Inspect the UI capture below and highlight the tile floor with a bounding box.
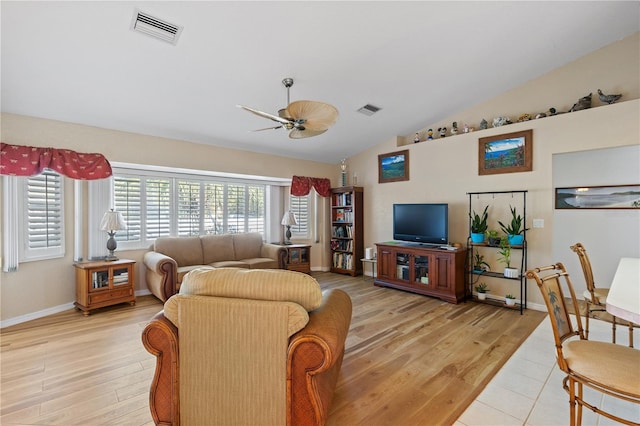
[455,315,639,426]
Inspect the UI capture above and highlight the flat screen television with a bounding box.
[393,203,449,245]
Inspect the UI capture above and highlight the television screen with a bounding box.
[393,203,448,245]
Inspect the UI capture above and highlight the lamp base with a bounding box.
[105,254,119,262]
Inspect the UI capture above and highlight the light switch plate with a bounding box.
[533,219,544,228]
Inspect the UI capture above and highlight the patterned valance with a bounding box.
[0,143,112,180]
[290,176,331,197]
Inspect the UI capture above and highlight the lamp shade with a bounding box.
[281,211,298,226]
[100,209,127,231]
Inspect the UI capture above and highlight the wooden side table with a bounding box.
[281,244,311,274]
[74,259,136,315]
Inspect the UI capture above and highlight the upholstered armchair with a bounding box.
[141,268,352,426]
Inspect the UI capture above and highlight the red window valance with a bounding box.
[290,175,331,197]
[0,143,112,180]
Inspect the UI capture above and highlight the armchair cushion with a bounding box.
[180,267,323,311]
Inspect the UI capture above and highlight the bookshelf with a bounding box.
[330,186,363,276]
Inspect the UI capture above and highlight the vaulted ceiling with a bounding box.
[2,1,638,164]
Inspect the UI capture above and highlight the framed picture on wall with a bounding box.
[378,150,409,183]
[555,184,640,209]
[478,129,533,175]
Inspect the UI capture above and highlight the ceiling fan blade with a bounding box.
[251,125,283,132]
[289,128,327,139]
[285,100,339,132]
[237,105,291,125]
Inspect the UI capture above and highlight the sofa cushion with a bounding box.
[180,268,322,311]
[177,265,215,284]
[232,232,263,261]
[201,234,235,264]
[244,258,279,269]
[154,236,203,267]
[209,261,250,269]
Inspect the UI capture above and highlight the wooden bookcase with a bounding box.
[374,242,466,304]
[330,186,364,276]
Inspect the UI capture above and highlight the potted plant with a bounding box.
[498,205,527,246]
[486,229,501,247]
[475,282,489,300]
[470,206,489,243]
[505,293,516,307]
[472,250,490,273]
[497,237,519,278]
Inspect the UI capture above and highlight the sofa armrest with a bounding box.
[262,243,288,269]
[141,311,180,426]
[144,251,178,302]
[287,289,352,426]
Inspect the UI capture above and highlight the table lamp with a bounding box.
[100,209,127,261]
[281,211,298,245]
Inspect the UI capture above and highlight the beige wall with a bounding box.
[1,32,638,324]
[0,117,336,323]
[348,32,640,309]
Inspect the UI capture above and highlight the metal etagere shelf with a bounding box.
[466,190,528,314]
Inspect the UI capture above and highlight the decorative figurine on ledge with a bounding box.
[517,113,531,122]
[568,93,592,112]
[479,119,488,130]
[597,89,622,105]
[492,116,511,127]
[414,133,420,143]
[450,122,458,135]
[427,128,434,140]
[438,127,447,138]
[463,123,471,133]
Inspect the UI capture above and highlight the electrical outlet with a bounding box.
[533,219,544,228]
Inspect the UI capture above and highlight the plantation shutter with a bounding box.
[23,170,64,259]
[177,180,201,236]
[290,195,309,237]
[247,185,265,234]
[114,176,142,243]
[146,178,171,239]
[226,185,246,233]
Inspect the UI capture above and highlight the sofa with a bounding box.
[141,268,352,426]
[143,232,287,301]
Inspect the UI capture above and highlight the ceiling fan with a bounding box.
[237,78,338,139]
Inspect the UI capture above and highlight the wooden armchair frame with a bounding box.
[571,242,634,347]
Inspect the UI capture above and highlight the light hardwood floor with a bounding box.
[1,272,545,425]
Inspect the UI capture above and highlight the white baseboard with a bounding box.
[1,289,155,328]
[1,302,75,329]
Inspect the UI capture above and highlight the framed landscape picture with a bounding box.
[478,129,532,175]
[378,150,409,183]
[555,184,640,209]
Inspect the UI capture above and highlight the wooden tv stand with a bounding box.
[374,242,466,304]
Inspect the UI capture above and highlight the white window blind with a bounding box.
[177,180,201,236]
[290,194,309,238]
[21,170,65,261]
[109,173,267,246]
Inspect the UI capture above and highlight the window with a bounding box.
[21,170,65,261]
[111,172,266,246]
[289,194,309,238]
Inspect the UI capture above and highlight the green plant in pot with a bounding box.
[472,250,491,272]
[486,229,501,247]
[497,237,519,278]
[470,206,488,243]
[505,293,516,306]
[475,282,489,300]
[498,205,528,246]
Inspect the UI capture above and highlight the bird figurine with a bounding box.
[568,93,592,112]
[597,89,622,105]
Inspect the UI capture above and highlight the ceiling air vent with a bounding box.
[357,104,382,116]
[130,9,183,45]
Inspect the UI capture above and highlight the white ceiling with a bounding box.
[2,1,638,164]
